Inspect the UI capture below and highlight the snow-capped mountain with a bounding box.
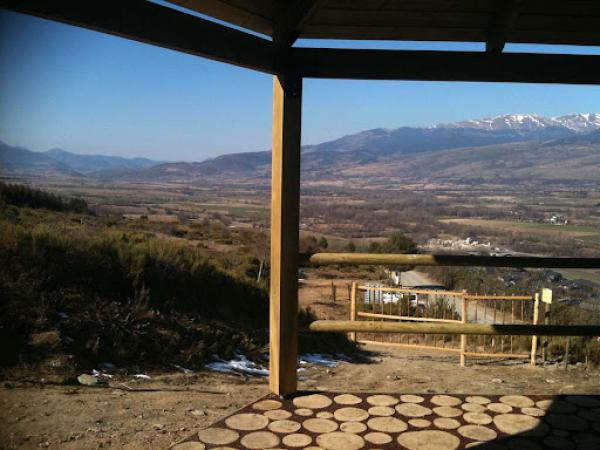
[438,113,600,133]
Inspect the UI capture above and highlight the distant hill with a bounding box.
[0,141,81,177]
[2,113,599,185]
[126,113,599,180]
[43,148,157,174]
[337,129,600,185]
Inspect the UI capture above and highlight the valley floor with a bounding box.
[1,344,599,450]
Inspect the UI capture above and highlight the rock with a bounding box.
[77,374,103,386]
[491,378,503,383]
[190,409,206,417]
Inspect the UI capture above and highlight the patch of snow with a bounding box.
[205,354,269,376]
[92,369,113,379]
[172,364,193,374]
[133,374,151,380]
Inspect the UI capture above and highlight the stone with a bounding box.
[464,412,493,425]
[396,403,432,418]
[487,402,513,413]
[282,433,312,447]
[77,374,102,386]
[543,435,575,449]
[240,431,280,449]
[433,406,462,418]
[367,416,408,433]
[458,425,498,441]
[466,396,491,405]
[253,399,282,411]
[295,408,314,416]
[544,414,588,431]
[368,406,395,416]
[522,407,546,417]
[225,413,269,431]
[364,432,392,445]
[197,427,238,445]
[264,409,292,420]
[431,395,462,406]
[493,413,549,437]
[408,418,431,428]
[303,418,338,433]
[316,432,364,450]
[171,443,205,450]
[499,395,535,408]
[462,403,486,412]
[433,417,460,429]
[340,421,367,433]
[400,395,424,403]
[366,395,399,406]
[397,430,460,450]
[293,394,332,409]
[333,407,369,422]
[268,419,301,433]
[334,394,362,405]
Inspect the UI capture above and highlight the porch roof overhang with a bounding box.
[2,0,600,84]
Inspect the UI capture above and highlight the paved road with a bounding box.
[401,271,516,324]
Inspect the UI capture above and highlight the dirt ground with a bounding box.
[1,344,599,450]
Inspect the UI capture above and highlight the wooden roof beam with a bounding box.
[486,0,523,53]
[0,0,277,74]
[272,0,322,48]
[290,48,600,85]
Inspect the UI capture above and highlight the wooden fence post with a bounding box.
[350,282,357,342]
[531,293,540,366]
[460,292,467,367]
[269,72,302,396]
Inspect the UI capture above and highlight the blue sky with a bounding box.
[1,9,599,162]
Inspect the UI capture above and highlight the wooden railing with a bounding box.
[307,252,600,366]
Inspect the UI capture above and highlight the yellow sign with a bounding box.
[541,288,553,304]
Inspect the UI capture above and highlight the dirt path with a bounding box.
[2,344,599,450]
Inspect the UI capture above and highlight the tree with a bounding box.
[384,232,417,254]
[345,241,356,253]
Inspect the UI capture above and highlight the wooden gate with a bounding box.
[349,283,539,367]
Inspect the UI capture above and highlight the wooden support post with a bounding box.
[460,294,467,367]
[350,282,357,342]
[531,293,540,366]
[269,72,302,396]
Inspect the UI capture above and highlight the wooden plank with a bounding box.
[349,281,357,342]
[2,0,276,74]
[290,49,600,85]
[308,320,600,336]
[273,0,322,48]
[269,73,302,396]
[357,312,462,323]
[460,297,467,367]
[486,0,523,53]
[358,340,462,354]
[531,293,540,366]
[168,0,274,36]
[310,252,600,268]
[465,351,529,359]
[465,295,533,301]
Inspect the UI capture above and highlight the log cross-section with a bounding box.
[269,73,303,396]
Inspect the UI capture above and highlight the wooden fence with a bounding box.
[348,283,540,367]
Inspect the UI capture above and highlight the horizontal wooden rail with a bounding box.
[308,320,600,336]
[357,312,462,323]
[309,253,600,269]
[465,295,533,301]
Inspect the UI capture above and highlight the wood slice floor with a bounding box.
[169,392,600,449]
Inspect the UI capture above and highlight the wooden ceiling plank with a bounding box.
[1,0,277,74]
[168,0,274,35]
[273,0,323,47]
[486,0,523,53]
[290,48,600,84]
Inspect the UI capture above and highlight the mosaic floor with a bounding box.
[170,392,600,449]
